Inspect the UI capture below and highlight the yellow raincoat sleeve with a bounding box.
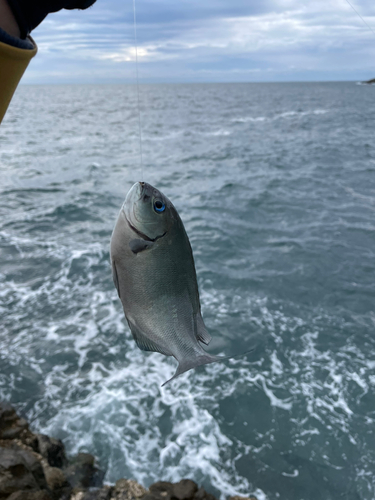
[0,36,37,124]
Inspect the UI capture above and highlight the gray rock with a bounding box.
[16,449,47,491]
[36,435,67,469]
[0,447,44,497]
[7,491,52,500]
[173,480,198,500]
[0,404,29,441]
[43,466,69,491]
[145,481,174,500]
[146,480,198,500]
[0,403,17,428]
[81,485,114,500]
[228,496,258,500]
[112,479,147,500]
[194,487,217,500]
[64,453,102,489]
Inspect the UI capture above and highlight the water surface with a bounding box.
[1,82,374,500]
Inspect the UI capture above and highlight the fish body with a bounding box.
[110,181,221,385]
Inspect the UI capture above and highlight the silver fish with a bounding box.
[110,181,226,386]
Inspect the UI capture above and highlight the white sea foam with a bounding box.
[231,116,267,123]
[281,469,299,477]
[232,109,329,124]
[205,130,231,136]
[270,351,283,376]
[259,376,293,411]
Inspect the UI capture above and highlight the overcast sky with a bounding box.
[24,0,375,84]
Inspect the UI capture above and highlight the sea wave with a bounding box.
[232,109,329,123]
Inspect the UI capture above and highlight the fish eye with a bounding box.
[154,200,165,213]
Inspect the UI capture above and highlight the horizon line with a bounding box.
[19,79,371,86]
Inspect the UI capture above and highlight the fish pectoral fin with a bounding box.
[129,239,154,254]
[196,314,212,345]
[111,260,121,299]
[127,318,172,356]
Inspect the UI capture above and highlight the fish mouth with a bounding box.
[124,181,167,242]
[126,216,166,242]
[138,181,152,202]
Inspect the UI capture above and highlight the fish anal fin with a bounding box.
[195,314,212,345]
[127,318,172,357]
[111,260,121,299]
[129,239,154,254]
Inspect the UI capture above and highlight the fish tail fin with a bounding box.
[161,353,221,387]
[161,347,256,387]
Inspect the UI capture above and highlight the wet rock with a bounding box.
[0,420,28,441]
[43,466,69,491]
[16,450,47,491]
[146,480,199,500]
[112,479,147,500]
[64,453,102,489]
[80,485,114,500]
[37,435,67,469]
[145,481,174,500]
[0,446,46,498]
[173,480,198,500]
[0,404,19,430]
[193,487,216,500]
[7,491,52,500]
[0,404,29,441]
[228,496,258,500]
[23,435,39,453]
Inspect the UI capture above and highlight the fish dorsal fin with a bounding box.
[126,318,172,356]
[129,239,154,254]
[111,260,121,299]
[195,314,212,345]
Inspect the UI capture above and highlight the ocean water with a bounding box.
[0,82,374,500]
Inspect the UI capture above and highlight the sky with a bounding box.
[23,0,375,84]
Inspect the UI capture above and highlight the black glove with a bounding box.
[7,0,97,38]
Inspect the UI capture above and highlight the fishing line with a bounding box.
[344,0,375,37]
[133,0,144,180]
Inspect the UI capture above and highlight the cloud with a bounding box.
[23,0,375,83]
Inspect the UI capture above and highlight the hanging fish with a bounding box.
[110,181,227,386]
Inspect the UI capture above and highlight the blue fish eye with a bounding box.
[154,200,165,213]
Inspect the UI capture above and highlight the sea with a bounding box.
[0,82,374,500]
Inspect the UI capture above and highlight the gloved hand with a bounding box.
[7,0,97,38]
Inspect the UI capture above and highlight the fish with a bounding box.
[110,181,227,386]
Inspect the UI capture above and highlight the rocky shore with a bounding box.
[0,403,256,500]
